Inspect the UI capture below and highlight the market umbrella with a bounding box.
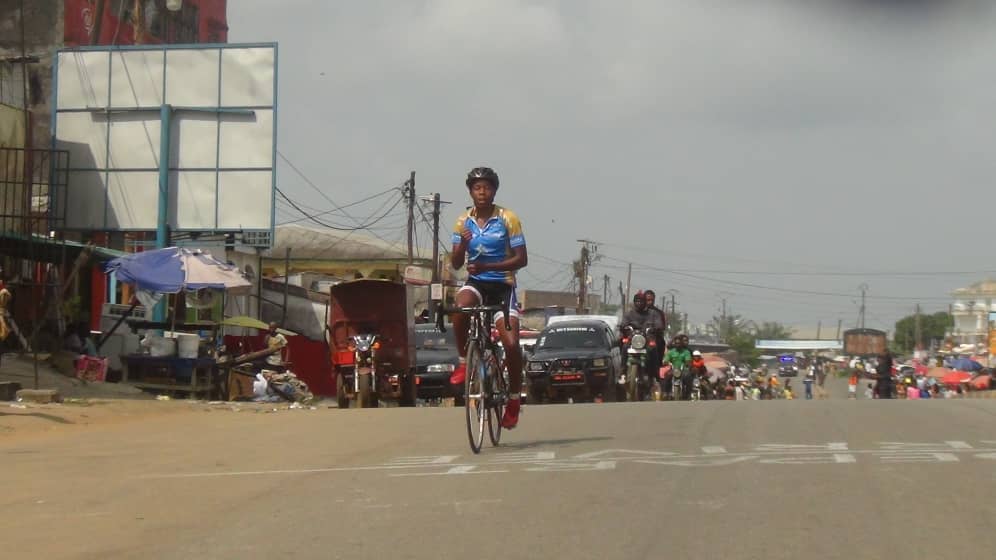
[221,315,297,336]
[970,374,992,391]
[950,357,983,372]
[105,247,251,295]
[941,371,972,386]
[926,367,951,379]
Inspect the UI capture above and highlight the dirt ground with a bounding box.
[0,352,337,440]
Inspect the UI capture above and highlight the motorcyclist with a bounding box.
[620,291,665,390]
[663,334,693,400]
[690,350,708,399]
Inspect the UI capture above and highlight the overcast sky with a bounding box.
[229,0,996,333]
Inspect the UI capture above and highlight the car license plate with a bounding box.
[552,372,584,382]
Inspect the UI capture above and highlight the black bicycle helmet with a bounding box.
[466,167,499,189]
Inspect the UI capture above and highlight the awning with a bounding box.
[0,231,125,263]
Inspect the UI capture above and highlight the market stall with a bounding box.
[104,247,251,397]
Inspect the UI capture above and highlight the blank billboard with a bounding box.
[52,44,277,245]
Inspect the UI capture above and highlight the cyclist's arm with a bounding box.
[470,245,527,273]
[450,218,471,270]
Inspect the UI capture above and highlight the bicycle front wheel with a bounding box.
[465,342,486,454]
[485,348,506,446]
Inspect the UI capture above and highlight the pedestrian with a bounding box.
[262,321,289,372]
[864,383,874,400]
[803,370,815,400]
[875,349,894,399]
[848,371,859,399]
[734,382,745,401]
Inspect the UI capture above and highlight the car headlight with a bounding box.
[631,334,647,350]
[527,361,547,372]
[592,358,607,368]
[426,364,455,373]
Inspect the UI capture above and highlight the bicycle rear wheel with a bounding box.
[485,348,506,446]
[465,342,486,454]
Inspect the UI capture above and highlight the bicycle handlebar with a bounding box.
[435,303,512,333]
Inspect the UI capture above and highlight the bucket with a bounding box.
[146,335,176,357]
[172,332,200,359]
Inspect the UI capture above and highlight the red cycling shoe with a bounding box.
[501,398,521,429]
[450,363,466,385]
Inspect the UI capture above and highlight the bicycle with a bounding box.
[438,304,511,454]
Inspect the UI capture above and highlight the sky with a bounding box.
[228,0,996,334]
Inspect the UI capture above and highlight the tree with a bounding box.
[893,311,953,353]
[754,321,793,340]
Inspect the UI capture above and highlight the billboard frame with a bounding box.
[50,42,279,248]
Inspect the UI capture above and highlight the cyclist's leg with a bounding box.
[452,285,482,357]
[450,285,482,386]
[493,286,522,428]
[496,312,522,396]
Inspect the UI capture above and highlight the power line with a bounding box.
[596,240,996,277]
[276,187,400,226]
[276,187,404,232]
[599,256,952,302]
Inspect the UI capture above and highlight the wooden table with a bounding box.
[121,355,218,397]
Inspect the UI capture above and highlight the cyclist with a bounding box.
[449,167,528,429]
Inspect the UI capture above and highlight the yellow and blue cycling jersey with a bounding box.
[452,206,526,286]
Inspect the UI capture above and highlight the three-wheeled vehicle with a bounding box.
[328,279,417,408]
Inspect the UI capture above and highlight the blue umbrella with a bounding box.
[105,247,251,294]
[950,357,983,372]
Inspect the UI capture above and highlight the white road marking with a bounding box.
[386,455,459,466]
[136,441,996,479]
[634,456,759,467]
[572,449,678,460]
[525,461,616,472]
[389,465,508,477]
[759,453,857,465]
[754,442,849,452]
[878,452,959,463]
[488,451,555,463]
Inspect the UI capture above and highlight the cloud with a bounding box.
[228,0,996,326]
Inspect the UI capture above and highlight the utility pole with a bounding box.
[602,275,610,306]
[624,263,632,315]
[836,319,842,340]
[720,296,728,341]
[281,248,291,326]
[405,171,416,265]
[816,321,822,340]
[914,303,922,351]
[575,239,598,313]
[422,192,450,321]
[858,283,868,330]
[618,281,626,316]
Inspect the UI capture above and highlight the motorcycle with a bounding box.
[619,326,660,402]
[350,333,380,407]
[672,365,687,401]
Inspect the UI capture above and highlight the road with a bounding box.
[4,377,996,559]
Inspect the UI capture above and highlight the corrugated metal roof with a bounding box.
[263,224,429,262]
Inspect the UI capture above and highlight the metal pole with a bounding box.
[624,263,632,315]
[431,193,441,283]
[153,104,172,323]
[406,171,415,265]
[281,247,291,326]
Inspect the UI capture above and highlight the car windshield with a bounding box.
[537,327,602,350]
[415,330,454,350]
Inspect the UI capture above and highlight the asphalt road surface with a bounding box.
[4,377,996,559]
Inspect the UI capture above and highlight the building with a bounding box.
[519,289,601,313]
[2,1,228,150]
[1,1,228,335]
[949,279,996,348]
